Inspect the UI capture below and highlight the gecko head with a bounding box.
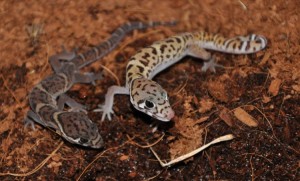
[129,78,175,122]
[56,112,103,149]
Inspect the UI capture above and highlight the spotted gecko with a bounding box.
[97,32,267,122]
[25,21,176,148]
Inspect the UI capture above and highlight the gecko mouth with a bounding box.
[147,109,175,122]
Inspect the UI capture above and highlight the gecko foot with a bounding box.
[68,106,88,114]
[84,72,103,86]
[24,117,36,130]
[94,104,114,121]
[201,57,224,73]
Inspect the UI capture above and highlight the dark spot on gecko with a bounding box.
[166,55,170,58]
[127,64,133,71]
[174,37,181,43]
[238,42,243,50]
[132,90,139,97]
[160,55,164,60]
[151,47,157,55]
[160,44,168,54]
[177,46,182,52]
[127,77,133,84]
[142,52,150,59]
[136,49,143,54]
[166,39,175,43]
[170,44,175,51]
[225,39,234,48]
[137,100,144,105]
[232,43,236,50]
[255,38,262,43]
[141,83,147,91]
[136,65,145,73]
[127,72,132,78]
[136,83,142,88]
[245,41,251,51]
[139,59,149,67]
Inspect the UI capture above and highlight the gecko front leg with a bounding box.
[57,94,87,113]
[94,85,129,121]
[24,110,59,130]
[56,70,103,112]
[74,72,103,86]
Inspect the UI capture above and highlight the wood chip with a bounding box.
[268,78,282,96]
[258,51,271,66]
[262,94,271,103]
[292,84,300,92]
[233,107,258,127]
[198,98,214,113]
[219,107,234,127]
[119,155,129,161]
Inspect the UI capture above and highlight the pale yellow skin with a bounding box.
[98,32,267,122]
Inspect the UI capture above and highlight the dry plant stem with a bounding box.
[78,134,165,180]
[1,74,21,105]
[100,64,121,86]
[76,139,131,181]
[238,0,247,10]
[150,134,235,167]
[145,170,164,181]
[126,133,165,148]
[243,105,275,137]
[0,141,64,177]
[250,155,255,181]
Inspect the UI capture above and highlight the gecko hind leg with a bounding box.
[187,45,223,72]
[24,110,59,132]
[24,110,48,130]
[201,56,224,73]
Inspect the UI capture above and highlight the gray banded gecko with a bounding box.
[96,32,267,122]
[25,21,177,148]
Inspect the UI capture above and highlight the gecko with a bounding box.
[96,32,267,122]
[25,21,177,148]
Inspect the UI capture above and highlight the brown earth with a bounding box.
[0,0,299,180]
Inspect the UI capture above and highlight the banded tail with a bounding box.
[193,32,267,54]
[73,21,177,69]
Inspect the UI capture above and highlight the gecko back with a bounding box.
[122,31,267,122]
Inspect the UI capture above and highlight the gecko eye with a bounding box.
[144,100,155,109]
[79,138,88,144]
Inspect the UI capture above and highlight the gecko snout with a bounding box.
[167,109,175,120]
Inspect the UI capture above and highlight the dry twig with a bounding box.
[150,134,234,167]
